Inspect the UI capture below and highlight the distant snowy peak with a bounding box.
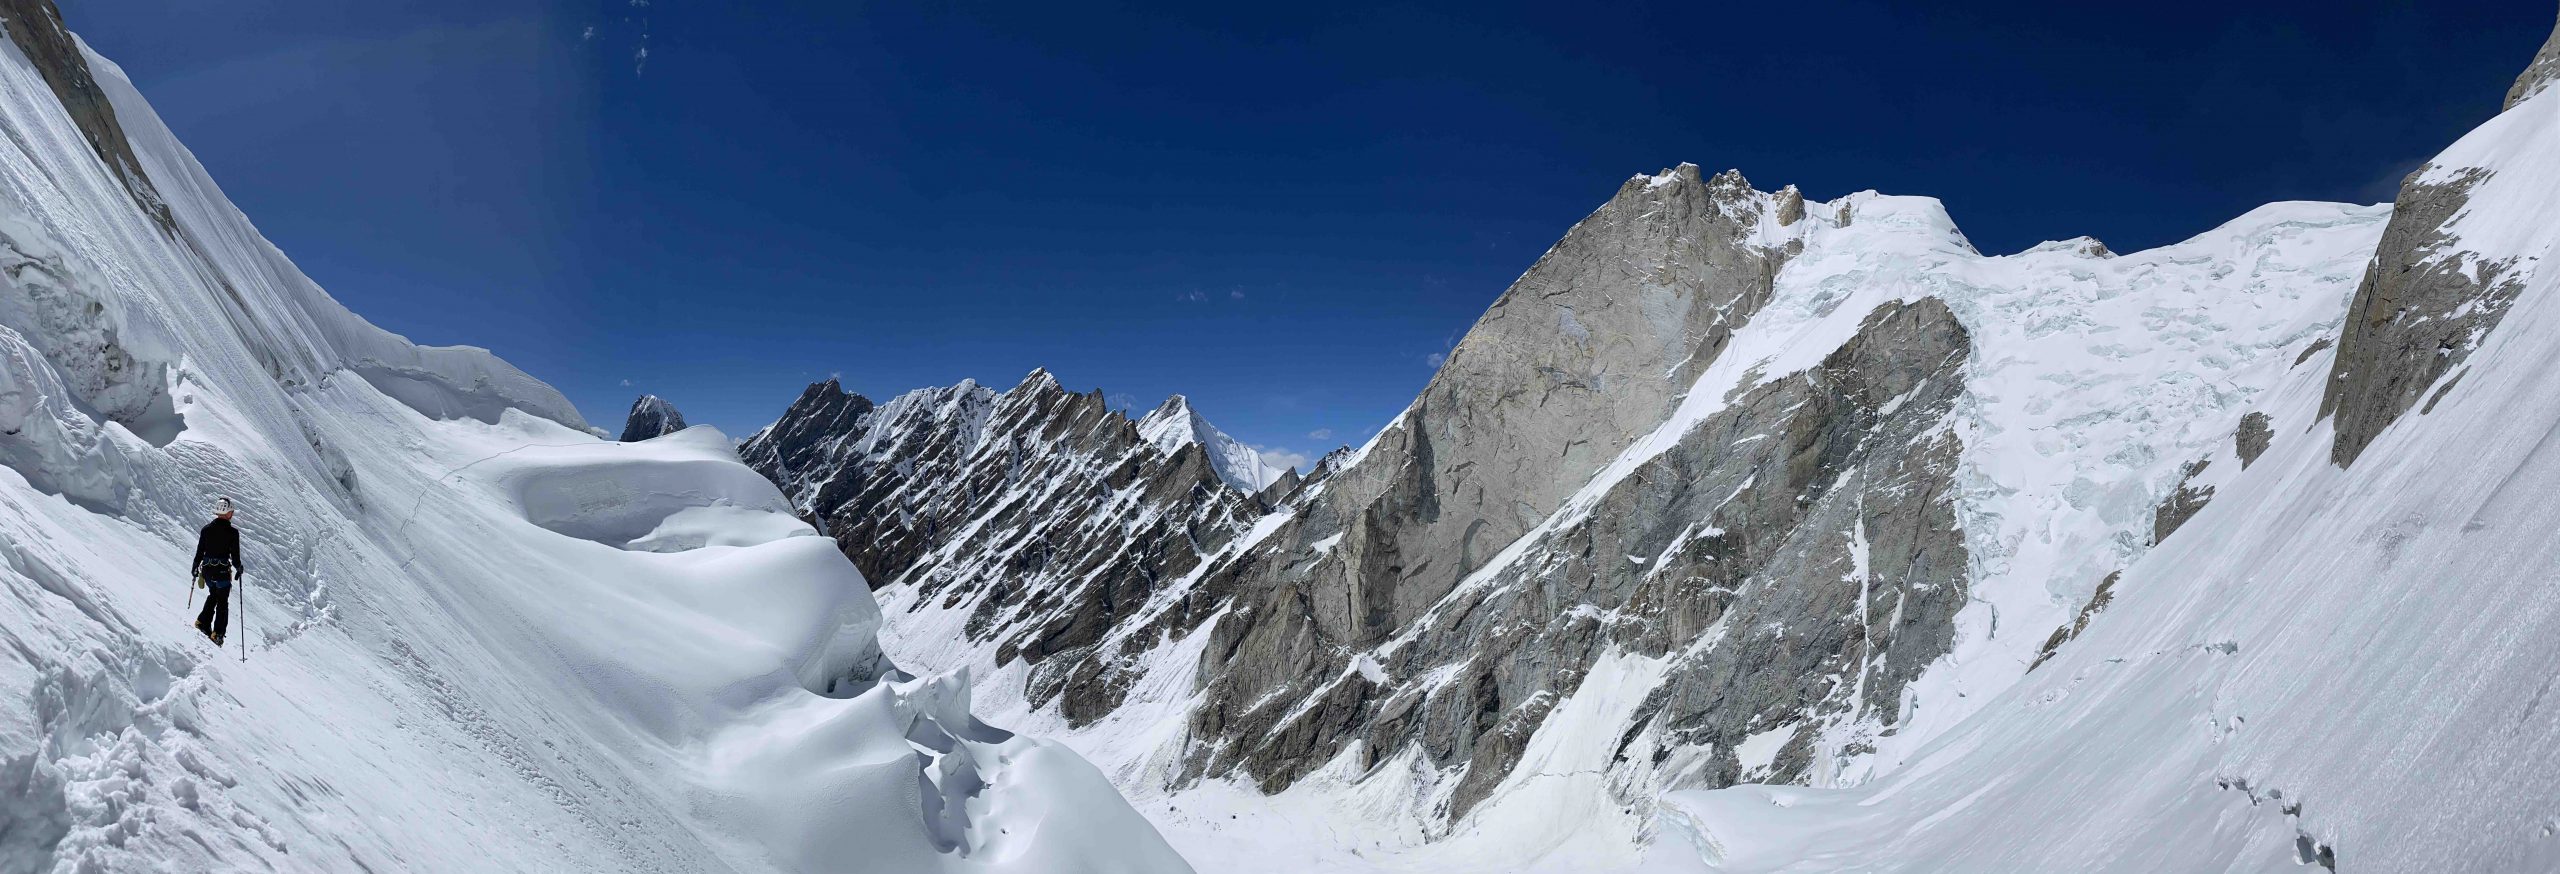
[618,394,687,441]
[1135,394,1280,491]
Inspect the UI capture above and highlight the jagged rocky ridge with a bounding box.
[617,394,686,441]
[740,376,1296,723]
[756,145,2392,863]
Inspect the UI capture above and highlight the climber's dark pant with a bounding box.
[197,581,231,638]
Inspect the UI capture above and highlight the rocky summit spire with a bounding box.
[618,394,687,442]
[2506,8,2560,110]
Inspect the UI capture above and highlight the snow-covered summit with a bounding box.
[1135,394,1282,491]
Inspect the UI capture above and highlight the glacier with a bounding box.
[1663,45,2560,874]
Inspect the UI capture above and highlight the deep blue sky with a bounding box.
[71,1,2552,469]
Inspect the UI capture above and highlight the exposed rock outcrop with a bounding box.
[2235,412,2273,468]
[617,395,687,442]
[0,0,173,233]
[1226,165,1805,655]
[737,378,877,492]
[2153,459,2215,545]
[2030,571,2120,671]
[2507,12,2560,110]
[1180,297,1972,818]
[2318,163,2523,467]
[2318,24,2560,469]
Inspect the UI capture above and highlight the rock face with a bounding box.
[2235,412,2274,468]
[2507,12,2560,110]
[2029,571,2119,671]
[736,378,876,490]
[2152,460,2215,545]
[2319,167,2521,466]
[1181,297,1973,819]
[0,0,172,232]
[2318,63,2555,468]
[617,394,687,441]
[1235,164,1807,656]
[739,371,1268,723]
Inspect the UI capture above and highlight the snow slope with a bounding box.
[1801,197,2387,779]
[0,10,1185,874]
[1662,65,2560,874]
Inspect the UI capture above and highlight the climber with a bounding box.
[192,497,245,645]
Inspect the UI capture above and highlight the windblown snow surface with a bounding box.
[869,74,2560,874]
[0,22,1186,874]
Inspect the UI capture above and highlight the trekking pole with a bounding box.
[186,572,197,611]
[239,575,248,662]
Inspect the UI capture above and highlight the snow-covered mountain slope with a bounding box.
[0,4,1187,872]
[792,162,2388,868]
[1136,395,1284,492]
[1667,56,2560,872]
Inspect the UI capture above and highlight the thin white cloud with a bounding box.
[1255,445,1313,474]
[1424,352,1446,368]
[1229,289,1246,300]
[1307,428,1332,441]
[619,378,633,387]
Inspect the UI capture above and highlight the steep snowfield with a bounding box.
[0,16,1185,874]
[1814,197,2387,778]
[1662,75,2560,874]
